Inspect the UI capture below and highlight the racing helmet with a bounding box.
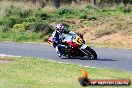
[56,23,64,33]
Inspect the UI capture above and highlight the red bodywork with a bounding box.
[66,41,80,48]
[66,33,84,48]
[48,37,52,45]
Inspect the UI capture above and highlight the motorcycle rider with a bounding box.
[52,23,69,57]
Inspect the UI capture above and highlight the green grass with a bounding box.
[88,42,132,49]
[0,31,42,42]
[0,56,132,88]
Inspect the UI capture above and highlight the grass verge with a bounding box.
[88,42,132,49]
[0,56,132,88]
[0,31,42,42]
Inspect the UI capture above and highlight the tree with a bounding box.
[53,0,61,9]
[31,0,37,4]
[123,0,130,7]
[114,0,122,4]
[93,0,97,5]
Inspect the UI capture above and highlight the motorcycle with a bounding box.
[48,31,97,60]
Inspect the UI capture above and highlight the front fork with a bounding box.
[55,46,59,53]
[80,45,92,58]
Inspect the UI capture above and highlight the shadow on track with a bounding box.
[61,57,117,61]
[96,58,117,61]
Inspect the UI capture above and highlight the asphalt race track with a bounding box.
[0,42,132,71]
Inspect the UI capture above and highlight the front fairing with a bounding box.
[62,32,77,42]
[63,32,84,46]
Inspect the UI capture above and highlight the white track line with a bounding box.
[0,54,21,57]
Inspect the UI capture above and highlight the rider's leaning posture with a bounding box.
[52,23,69,57]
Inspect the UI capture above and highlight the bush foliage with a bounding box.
[35,10,50,20]
[12,22,30,32]
[29,21,54,33]
[0,0,131,42]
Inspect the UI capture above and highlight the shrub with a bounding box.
[0,15,23,32]
[20,10,33,18]
[83,4,97,14]
[0,25,7,32]
[5,5,21,17]
[1,26,10,32]
[35,10,50,20]
[1,6,32,32]
[58,8,74,15]
[115,5,125,12]
[29,21,54,34]
[24,16,36,22]
[98,8,117,16]
[12,22,30,32]
[79,14,87,19]
[5,5,32,18]
[0,18,8,25]
[85,4,96,10]
[7,16,23,28]
[0,20,3,25]
[87,16,97,20]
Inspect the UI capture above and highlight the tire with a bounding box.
[85,47,97,60]
[79,77,90,86]
[68,55,71,59]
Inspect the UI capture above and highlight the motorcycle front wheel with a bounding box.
[85,47,97,60]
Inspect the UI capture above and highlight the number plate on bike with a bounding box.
[75,36,83,45]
